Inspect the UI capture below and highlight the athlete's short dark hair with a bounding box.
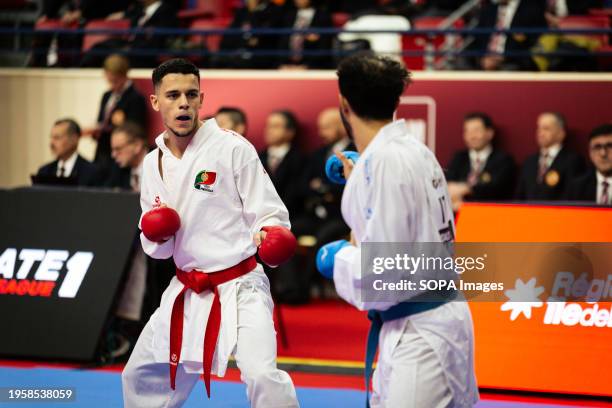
[152,58,200,89]
[337,52,411,121]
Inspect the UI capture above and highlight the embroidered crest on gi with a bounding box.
[194,170,217,192]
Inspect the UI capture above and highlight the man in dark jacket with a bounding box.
[464,0,547,71]
[80,0,178,68]
[446,112,516,210]
[566,123,612,205]
[91,54,147,179]
[34,118,100,186]
[516,112,584,201]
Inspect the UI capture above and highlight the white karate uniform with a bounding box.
[122,119,299,408]
[333,120,479,408]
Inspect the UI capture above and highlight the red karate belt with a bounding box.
[170,255,257,397]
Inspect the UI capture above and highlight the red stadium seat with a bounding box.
[557,15,610,48]
[34,18,77,30]
[178,0,238,22]
[82,19,130,53]
[189,17,231,53]
[401,17,464,70]
[332,12,350,28]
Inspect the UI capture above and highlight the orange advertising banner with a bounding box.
[456,203,612,397]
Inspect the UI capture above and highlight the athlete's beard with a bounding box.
[339,108,354,141]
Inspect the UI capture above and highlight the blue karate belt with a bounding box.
[364,290,457,407]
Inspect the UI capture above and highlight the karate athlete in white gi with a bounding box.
[321,54,479,407]
[122,59,299,408]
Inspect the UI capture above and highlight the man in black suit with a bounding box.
[80,0,178,68]
[516,112,584,201]
[463,0,547,71]
[35,118,100,186]
[91,54,147,179]
[446,112,516,210]
[258,110,305,218]
[275,107,353,303]
[218,0,283,69]
[258,110,306,302]
[566,124,612,205]
[278,0,334,69]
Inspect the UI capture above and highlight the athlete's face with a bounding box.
[151,73,203,138]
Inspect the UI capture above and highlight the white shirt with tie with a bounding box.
[267,143,290,174]
[469,145,492,173]
[540,143,562,168]
[57,151,78,177]
[596,172,612,205]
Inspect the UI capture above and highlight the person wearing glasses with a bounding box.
[107,122,148,191]
[566,124,612,205]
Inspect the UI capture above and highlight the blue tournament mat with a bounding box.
[0,367,599,408]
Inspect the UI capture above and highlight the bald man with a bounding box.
[273,108,354,304]
[516,112,584,201]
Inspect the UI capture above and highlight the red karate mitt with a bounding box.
[258,226,297,267]
[141,207,181,243]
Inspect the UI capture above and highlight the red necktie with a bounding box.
[601,181,610,205]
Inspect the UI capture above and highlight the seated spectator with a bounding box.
[532,0,604,71]
[258,110,305,301]
[87,54,147,180]
[34,118,100,186]
[275,107,354,304]
[218,0,283,69]
[28,0,130,67]
[446,112,516,210]
[106,122,148,190]
[460,0,547,71]
[258,110,304,217]
[516,112,584,201]
[80,0,178,68]
[566,124,612,204]
[278,0,334,69]
[215,106,248,135]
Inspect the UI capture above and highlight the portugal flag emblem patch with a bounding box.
[194,170,217,192]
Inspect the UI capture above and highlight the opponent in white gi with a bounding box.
[121,59,299,408]
[322,54,479,407]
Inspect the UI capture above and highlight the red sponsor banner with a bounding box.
[134,73,612,168]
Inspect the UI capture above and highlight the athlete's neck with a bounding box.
[165,121,202,159]
[353,118,393,152]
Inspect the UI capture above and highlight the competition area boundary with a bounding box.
[0,363,610,407]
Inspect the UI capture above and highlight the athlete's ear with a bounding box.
[338,94,351,116]
[150,94,159,112]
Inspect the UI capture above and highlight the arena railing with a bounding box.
[1,25,611,69]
